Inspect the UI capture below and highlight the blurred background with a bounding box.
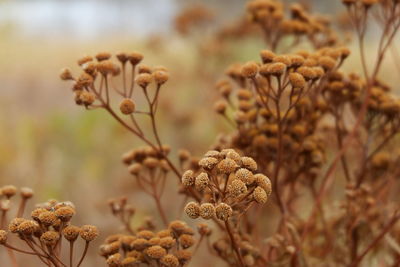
[0,0,397,266]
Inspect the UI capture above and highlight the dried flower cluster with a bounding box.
[0,185,98,267]
[100,220,199,267]
[55,0,400,266]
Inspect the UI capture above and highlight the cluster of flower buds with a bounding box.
[0,186,98,267]
[182,149,271,222]
[100,220,199,267]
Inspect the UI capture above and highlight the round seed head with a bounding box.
[159,237,176,249]
[79,91,96,106]
[0,230,7,244]
[319,56,336,71]
[137,230,155,240]
[261,63,286,76]
[296,67,316,81]
[254,174,272,196]
[80,225,99,242]
[138,64,152,74]
[54,206,75,222]
[195,172,209,191]
[146,245,166,259]
[1,185,17,198]
[169,220,188,235]
[253,186,268,204]
[121,257,138,267]
[198,157,219,171]
[153,70,169,85]
[289,72,306,88]
[106,253,121,266]
[60,68,73,80]
[77,55,93,66]
[228,179,247,198]
[143,157,159,169]
[214,100,227,114]
[38,211,58,227]
[179,234,195,249]
[260,50,276,64]
[226,151,241,164]
[31,208,47,221]
[131,238,150,251]
[63,225,80,242]
[215,203,233,221]
[96,60,116,75]
[17,220,39,236]
[273,55,291,66]
[9,218,26,233]
[128,163,142,175]
[119,98,136,115]
[175,249,192,264]
[20,187,34,199]
[241,61,259,78]
[235,168,255,185]
[41,231,60,246]
[161,254,179,267]
[199,203,216,220]
[184,202,200,219]
[181,170,195,187]
[128,52,144,65]
[136,73,153,88]
[95,52,111,61]
[240,157,257,171]
[217,159,238,174]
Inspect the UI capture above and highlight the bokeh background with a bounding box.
[0,0,398,266]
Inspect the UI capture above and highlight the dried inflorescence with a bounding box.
[54,0,400,266]
[0,186,98,267]
[100,220,197,266]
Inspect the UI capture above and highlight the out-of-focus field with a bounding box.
[0,1,399,265]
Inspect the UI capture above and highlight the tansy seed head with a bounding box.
[20,187,34,199]
[228,179,247,198]
[169,220,188,235]
[80,225,99,242]
[159,237,175,249]
[241,61,259,78]
[199,203,216,219]
[63,225,80,242]
[215,203,232,221]
[195,172,209,191]
[128,52,144,65]
[96,60,116,76]
[106,253,121,266]
[235,168,255,185]
[289,72,306,88]
[119,99,136,115]
[60,68,73,80]
[254,174,272,196]
[137,230,155,240]
[253,186,268,204]
[146,245,166,259]
[77,55,93,66]
[79,91,96,106]
[198,157,219,171]
[9,218,25,233]
[179,234,195,249]
[214,100,227,114]
[136,73,152,88]
[184,202,200,219]
[116,52,128,64]
[197,223,212,236]
[296,66,316,81]
[161,254,179,267]
[1,185,17,198]
[95,52,111,61]
[40,231,60,246]
[38,211,58,227]
[153,70,169,85]
[0,230,7,244]
[217,159,238,174]
[240,157,257,171]
[260,50,275,64]
[175,250,192,264]
[54,206,75,222]
[182,170,195,187]
[17,220,39,236]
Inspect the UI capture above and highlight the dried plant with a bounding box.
[2,0,400,266]
[0,185,98,267]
